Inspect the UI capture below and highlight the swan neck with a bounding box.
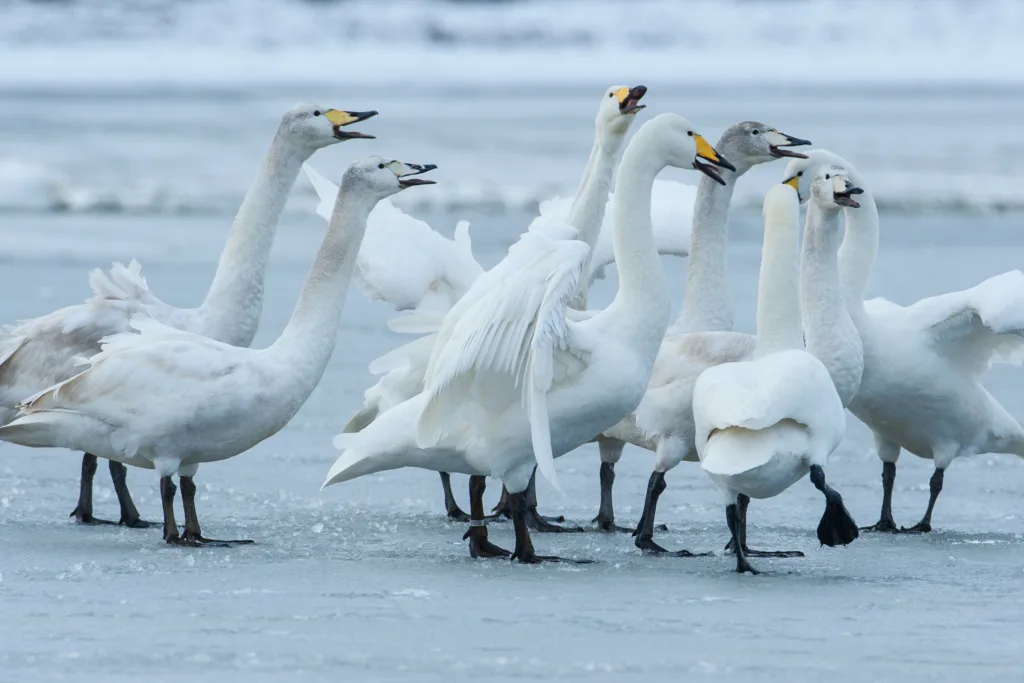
[754,201,802,358]
[838,191,879,324]
[677,162,750,333]
[200,132,308,346]
[602,131,671,347]
[567,137,619,308]
[272,184,374,376]
[801,202,864,406]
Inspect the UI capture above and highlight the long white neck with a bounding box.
[270,184,375,386]
[801,202,864,406]
[199,132,310,346]
[568,134,621,309]
[676,160,752,333]
[837,189,879,327]
[754,198,802,358]
[598,126,672,356]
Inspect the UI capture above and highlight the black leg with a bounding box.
[809,465,859,547]
[861,461,899,532]
[726,501,758,574]
[463,475,511,558]
[900,467,944,533]
[179,476,254,547]
[522,469,579,532]
[160,476,191,545]
[69,453,117,525]
[108,461,153,529]
[591,462,632,532]
[440,472,470,522]
[509,491,592,564]
[723,494,804,558]
[487,485,512,521]
[633,472,709,557]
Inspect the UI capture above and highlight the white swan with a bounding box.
[309,84,651,523]
[322,114,734,562]
[0,102,376,528]
[782,150,1024,533]
[593,121,812,540]
[0,157,436,546]
[693,173,861,574]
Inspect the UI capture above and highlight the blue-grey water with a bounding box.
[2,22,1024,682]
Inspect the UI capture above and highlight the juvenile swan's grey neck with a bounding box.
[677,159,753,334]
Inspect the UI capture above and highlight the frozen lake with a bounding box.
[2,58,1024,680]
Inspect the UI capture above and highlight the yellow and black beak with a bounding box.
[615,85,648,115]
[323,109,378,140]
[765,129,812,159]
[692,133,735,186]
[782,174,800,192]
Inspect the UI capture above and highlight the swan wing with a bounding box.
[303,163,483,313]
[417,229,591,491]
[867,270,1024,375]
[693,350,844,474]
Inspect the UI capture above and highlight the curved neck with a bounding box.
[568,135,621,308]
[801,202,864,407]
[754,205,802,358]
[601,129,671,349]
[837,190,879,326]
[200,132,310,346]
[270,184,375,384]
[677,161,751,333]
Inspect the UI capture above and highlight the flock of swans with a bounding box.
[3,86,1024,574]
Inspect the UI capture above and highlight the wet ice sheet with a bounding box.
[2,210,1024,682]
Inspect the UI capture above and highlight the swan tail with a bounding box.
[322,432,414,489]
[700,421,808,477]
[0,410,111,453]
[0,334,27,371]
[88,260,151,304]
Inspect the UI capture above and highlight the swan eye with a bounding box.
[313,110,321,117]
[378,163,385,169]
[825,174,831,180]
[608,93,614,98]
[797,171,803,177]
[752,129,760,135]
[687,131,693,137]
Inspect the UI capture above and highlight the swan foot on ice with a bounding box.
[632,472,701,555]
[490,471,577,531]
[439,472,470,522]
[70,454,153,528]
[179,476,254,547]
[726,501,759,574]
[860,461,900,532]
[722,495,803,558]
[810,466,859,547]
[897,468,944,534]
[508,492,593,564]
[463,475,511,558]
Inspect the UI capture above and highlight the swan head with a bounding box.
[718,121,811,169]
[597,84,648,140]
[280,102,378,150]
[781,150,863,203]
[808,166,864,210]
[341,155,437,200]
[635,113,736,185]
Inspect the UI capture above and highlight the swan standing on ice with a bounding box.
[783,150,1024,533]
[593,121,812,542]
[323,114,734,562]
[0,103,376,527]
[693,173,861,574]
[0,157,436,546]
[309,85,650,525]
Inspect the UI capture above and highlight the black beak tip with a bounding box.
[848,186,865,195]
[716,155,737,173]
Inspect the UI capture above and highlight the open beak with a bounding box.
[324,109,379,140]
[691,133,735,185]
[616,85,648,115]
[765,129,812,159]
[833,177,864,208]
[388,161,438,188]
